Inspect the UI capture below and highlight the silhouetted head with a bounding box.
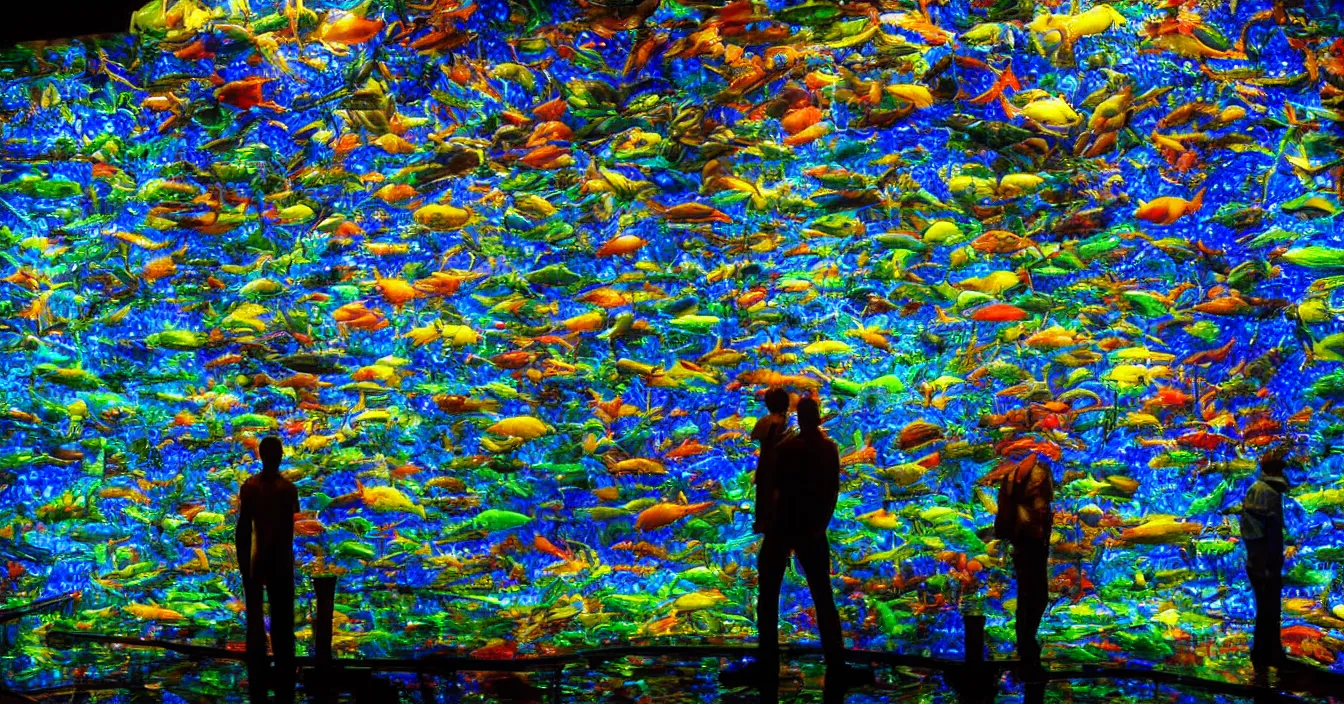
[797,396,821,432]
[1260,454,1286,477]
[259,436,283,473]
[763,387,789,414]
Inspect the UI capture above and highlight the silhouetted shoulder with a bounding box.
[778,434,836,452]
[816,435,840,468]
[240,473,297,495]
[281,476,299,509]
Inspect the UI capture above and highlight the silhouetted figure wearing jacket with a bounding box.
[751,388,794,534]
[757,397,845,670]
[236,436,300,703]
[995,454,1054,676]
[1241,454,1292,671]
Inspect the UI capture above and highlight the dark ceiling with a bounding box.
[2,1,147,47]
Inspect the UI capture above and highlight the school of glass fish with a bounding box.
[0,0,1343,678]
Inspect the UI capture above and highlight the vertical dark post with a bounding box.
[963,610,985,666]
[313,575,337,665]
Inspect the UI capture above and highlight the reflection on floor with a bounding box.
[2,646,1336,704]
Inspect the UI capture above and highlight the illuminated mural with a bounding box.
[0,0,1342,677]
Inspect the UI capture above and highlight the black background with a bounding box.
[2,1,148,47]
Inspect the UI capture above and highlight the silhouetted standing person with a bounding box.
[995,454,1053,677]
[751,388,793,534]
[757,396,845,672]
[1240,453,1292,672]
[236,436,300,703]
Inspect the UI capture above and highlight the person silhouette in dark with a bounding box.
[756,396,850,677]
[994,453,1054,679]
[751,388,794,535]
[236,436,300,703]
[1240,452,1302,673]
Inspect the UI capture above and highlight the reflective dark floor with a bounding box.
[7,593,1341,702]
[2,652,1339,704]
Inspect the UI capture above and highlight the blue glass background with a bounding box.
[0,0,1341,680]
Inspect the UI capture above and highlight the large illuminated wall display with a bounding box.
[1,0,1342,679]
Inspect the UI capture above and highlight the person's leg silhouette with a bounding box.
[1249,571,1268,666]
[244,577,269,703]
[756,648,780,704]
[1013,542,1048,670]
[821,662,845,704]
[1247,545,1281,668]
[1265,562,1283,663]
[757,533,789,661]
[269,573,297,704]
[794,532,844,666]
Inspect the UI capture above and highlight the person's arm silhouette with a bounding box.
[816,437,840,535]
[1025,462,1053,540]
[795,435,840,537]
[235,481,253,584]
